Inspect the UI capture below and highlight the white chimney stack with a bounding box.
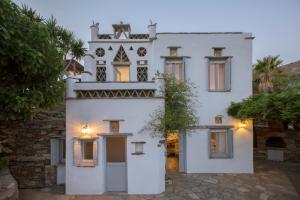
[148,22,157,40]
[90,22,99,41]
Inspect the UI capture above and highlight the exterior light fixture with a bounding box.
[239,120,246,128]
[81,124,89,134]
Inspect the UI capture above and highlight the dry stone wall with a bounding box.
[0,108,65,188]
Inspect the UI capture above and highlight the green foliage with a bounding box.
[143,75,198,138]
[228,88,300,124]
[0,0,86,120]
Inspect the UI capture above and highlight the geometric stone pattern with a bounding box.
[96,67,106,82]
[137,67,148,82]
[113,46,129,63]
[129,34,149,39]
[76,89,155,99]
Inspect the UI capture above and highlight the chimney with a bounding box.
[148,22,157,40]
[90,22,99,40]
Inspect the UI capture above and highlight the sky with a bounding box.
[14,0,300,65]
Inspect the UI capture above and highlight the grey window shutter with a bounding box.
[50,139,59,165]
[225,58,231,91]
[93,139,98,166]
[227,129,234,158]
[73,138,81,166]
[207,60,211,91]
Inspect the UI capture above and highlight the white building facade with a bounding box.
[65,22,254,195]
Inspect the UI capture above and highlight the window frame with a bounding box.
[109,120,120,133]
[113,65,130,82]
[165,60,185,81]
[96,66,106,82]
[208,58,231,92]
[73,138,98,167]
[137,66,148,82]
[81,140,94,161]
[209,61,225,91]
[209,129,233,159]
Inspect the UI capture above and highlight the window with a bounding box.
[137,67,148,82]
[110,121,119,133]
[213,48,223,57]
[114,66,130,81]
[209,62,229,91]
[50,138,65,165]
[96,48,105,57]
[215,115,223,124]
[82,140,93,160]
[209,129,233,158]
[73,138,98,167]
[96,66,106,82]
[170,47,178,56]
[137,47,147,57]
[165,61,184,80]
[131,142,145,155]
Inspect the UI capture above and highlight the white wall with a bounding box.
[152,33,253,173]
[66,99,165,194]
[186,120,253,173]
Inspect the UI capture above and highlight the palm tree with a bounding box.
[253,55,283,93]
[45,16,87,74]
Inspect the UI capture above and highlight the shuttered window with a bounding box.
[208,59,231,91]
[209,129,233,158]
[51,138,65,165]
[73,138,98,167]
[165,61,184,81]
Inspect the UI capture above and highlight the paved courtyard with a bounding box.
[20,159,300,200]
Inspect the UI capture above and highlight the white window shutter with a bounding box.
[225,58,231,91]
[93,139,98,166]
[73,138,81,166]
[227,129,234,158]
[50,139,59,165]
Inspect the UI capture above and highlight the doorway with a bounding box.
[166,132,186,173]
[106,137,127,192]
[166,133,179,172]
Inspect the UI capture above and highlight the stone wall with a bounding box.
[0,168,19,200]
[254,125,300,162]
[0,108,65,188]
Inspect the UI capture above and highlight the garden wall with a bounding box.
[0,108,65,188]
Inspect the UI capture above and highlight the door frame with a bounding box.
[105,135,128,192]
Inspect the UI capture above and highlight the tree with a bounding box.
[228,88,300,125]
[143,75,198,138]
[45,16,86,73]
[0,0,85,120]
[253,55,283,93]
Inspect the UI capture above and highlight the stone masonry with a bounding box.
[0,106,65,188]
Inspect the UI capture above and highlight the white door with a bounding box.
[106,137,127,192]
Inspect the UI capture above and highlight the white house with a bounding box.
[64,22,254,195]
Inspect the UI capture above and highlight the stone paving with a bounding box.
[20,160,300,200]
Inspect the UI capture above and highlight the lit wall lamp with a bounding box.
[81,124,89,135]
[238,120,246,128]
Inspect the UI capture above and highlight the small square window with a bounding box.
[132,142,145,155]
[214,48,223,57]
[170,48,178,56]
[110,121,119,133]
[215,116,223,124]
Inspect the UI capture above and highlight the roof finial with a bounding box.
[150,19,153,25]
